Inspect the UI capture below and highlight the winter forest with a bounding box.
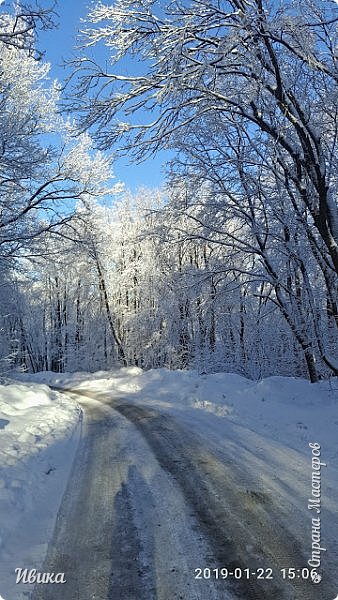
[0,0,337,384]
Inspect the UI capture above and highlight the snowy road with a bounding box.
[32,388,336,600]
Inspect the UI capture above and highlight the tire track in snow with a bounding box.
[31,403,152,600]
[32,388,336,599]
[31,394,232,600]
[114,402,335,600]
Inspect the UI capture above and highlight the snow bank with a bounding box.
[188,372,338,459]
[22,367,338,462]
[0,381,81,600]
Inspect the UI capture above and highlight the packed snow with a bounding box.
[1,368,337,599]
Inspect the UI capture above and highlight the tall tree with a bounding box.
[70,0,338,274]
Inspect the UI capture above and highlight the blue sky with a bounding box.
[38,0,168,194]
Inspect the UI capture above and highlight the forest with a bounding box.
[0,0,337,383]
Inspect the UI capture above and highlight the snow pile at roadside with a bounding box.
[188,372,338,459]
[25,367,145,395]
[22,366,338,462]
[0,381,81,600]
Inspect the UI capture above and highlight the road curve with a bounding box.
[32,389,335,600]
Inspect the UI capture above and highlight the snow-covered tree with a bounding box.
[70,0,338,275]
[0,1,56,58]
[0,6,119,371]
[2,0,337,380]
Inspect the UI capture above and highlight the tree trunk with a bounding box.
[94,251,127,366]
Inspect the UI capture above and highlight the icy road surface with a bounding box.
[32,387,336,600]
